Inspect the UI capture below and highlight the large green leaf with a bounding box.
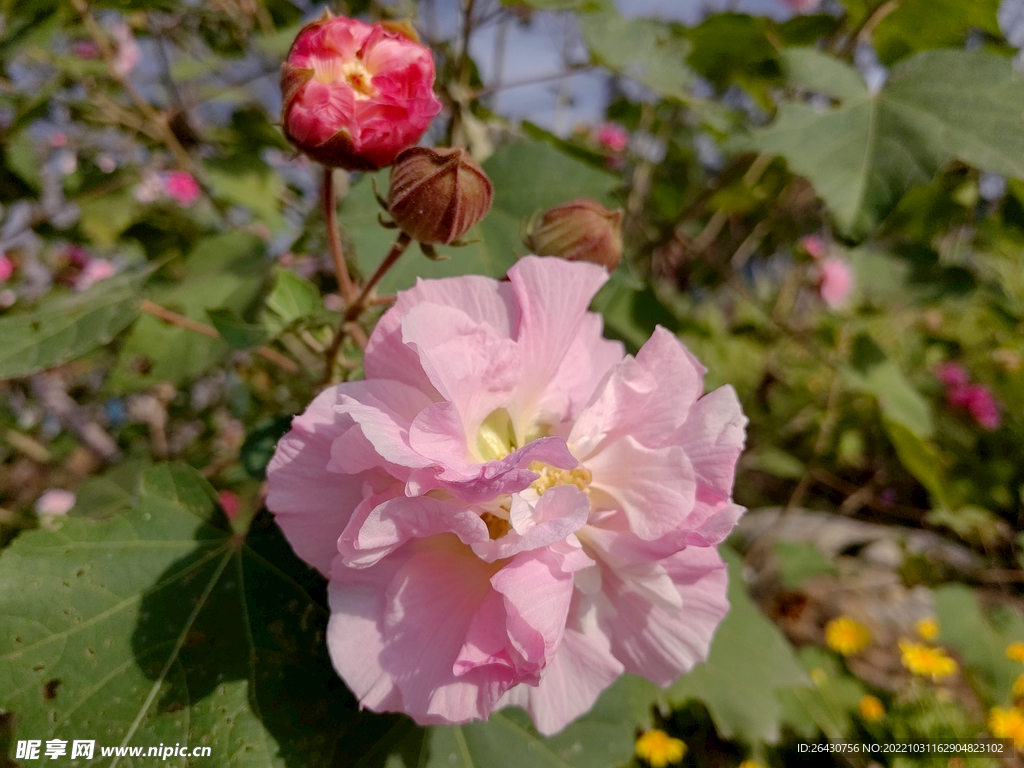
[841,333,934,438]
[737,50,1024,237]
[0,271,145,380]
[110,234,268,392]
[0,464,402,767]
[346,141,619,293]
[872,0,1000,65]
[667,548,808,743]
[934,584,1024,704]
[579,10,693,102]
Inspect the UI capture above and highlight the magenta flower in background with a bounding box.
[163,171,202,206]
[267,257,747,734]
[74,258,116,291]
[935,362,1001,431]
[0,254,13,282]
[818,256,854,308]
[281,14,442,170]
[595,123,629,153]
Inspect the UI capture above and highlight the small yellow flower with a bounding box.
[738,761,766,768]
[915,617,939,642]
[1013,672,1024,698]
[824,616,872,656]
[858,694,885,722]
[898,640,958,682]
[1007,641,1024,662]
[636,729,687,768]
[989,706,1024,749]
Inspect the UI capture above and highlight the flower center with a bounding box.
[311,55,378,99]
[530,462,592,495]
[476,409,517,461]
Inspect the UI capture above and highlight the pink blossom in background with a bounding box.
[267,257,747,734]
[799,234,826,260]
[818,257,854,308]
[74,258,116,291]
[218,490,241,520]
[163,171,202,206]
[935,363,1001,431]
[72,41,100,60]
[595,123,629,153]
[934,362,970,390]
[782,0,822,12]
[111,20,140,79]
[35,489,76,516]
[281,14,442,170]
[0,254,13,282]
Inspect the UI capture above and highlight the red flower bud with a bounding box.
[387,146,493,244]
[523,198,623,271]
[281,13,442,171]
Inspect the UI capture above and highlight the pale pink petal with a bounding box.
[327,550,406,711]
[594,546,728,686]
[401,303,521,436]
[491,548,578,676]
[365,275,518,394]
[680,386,747,504]
[586,436,696,540]
[498,593,625,735]
[570,327,704,456]
[506,257,609,433]
[331,379,437,472]
[267,385,371,575]
[473,486,591,562]
[379,536,513,723]
[537,312,625,428]
[338,494,489,568]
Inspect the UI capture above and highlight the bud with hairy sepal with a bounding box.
[281,13,442,171]
[387,146,494,245]
[523,198,623,271]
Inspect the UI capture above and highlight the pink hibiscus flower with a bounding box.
[266,257,747,734]
[818,256,854,308]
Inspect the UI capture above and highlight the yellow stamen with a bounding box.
[530,462,592,495]
[480,512,511,540]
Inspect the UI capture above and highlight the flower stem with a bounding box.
[323,167,357,303]
[322,231,412,383]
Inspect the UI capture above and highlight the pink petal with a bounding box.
[472,485,591,562]
[498,593,625,735]
[586,436,696,540]
[680,386,747,504]
[338,494,489,568]
[331,379,437,473]
[401,303,522,437]
[506,257,609,432]
[267,385,371,575]
[379,536,512,723]
[570,327,704,456]
[595,546,728,686]
[365,275,518,395]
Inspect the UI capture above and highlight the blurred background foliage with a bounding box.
[2,0,1024,765]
